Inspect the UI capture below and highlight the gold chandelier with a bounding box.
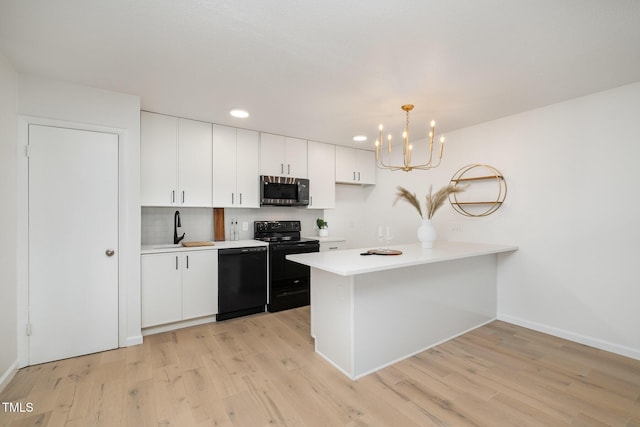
[375,104,445,172]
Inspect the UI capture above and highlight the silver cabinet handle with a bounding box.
[353,171,356,181]
[186,255,189,269]
[182,190,185,204]
[358,172,361,181]
[232,193,235,204]
[172,190,175,204]
[329,246,338,250]
[239,193,242,205]
[175,256,179,270]
[310,196,313,206]
[105,249,115,257]
[287,164,291,175]
[281,163,284,174]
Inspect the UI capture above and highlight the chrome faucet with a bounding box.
[174,210,185,244]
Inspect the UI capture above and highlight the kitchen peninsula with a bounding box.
[287,241,518,379]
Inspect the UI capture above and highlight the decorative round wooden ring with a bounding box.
[449,164,507,217]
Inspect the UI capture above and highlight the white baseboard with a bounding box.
[141,315,216,337]
[126,335,143,347]
[0,360,18,393]
[497,313,640,361]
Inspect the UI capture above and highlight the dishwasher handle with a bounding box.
[219,246,267,256]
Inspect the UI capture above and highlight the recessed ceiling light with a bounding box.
[353,135,367,142]
[230,108,250,118]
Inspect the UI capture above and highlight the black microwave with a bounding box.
[260,176,310,206]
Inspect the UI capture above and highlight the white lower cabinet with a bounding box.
[142,250,218,328]
[319,241,347,252]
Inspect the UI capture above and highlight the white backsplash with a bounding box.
[141,206,325,245]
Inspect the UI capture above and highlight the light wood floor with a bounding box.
[2,307,639,426]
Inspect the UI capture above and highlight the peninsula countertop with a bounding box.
[286,241,518,276]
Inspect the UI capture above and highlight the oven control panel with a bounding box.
[254,220,301,233]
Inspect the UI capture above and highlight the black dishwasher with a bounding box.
[217,246,267,321]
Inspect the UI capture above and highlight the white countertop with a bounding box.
[286,241,518,276]
[141,239,268,254]
[303,236,346,243]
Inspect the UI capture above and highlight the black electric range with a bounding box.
[254,221,320,312]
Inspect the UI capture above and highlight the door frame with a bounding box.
[16,116,131,367]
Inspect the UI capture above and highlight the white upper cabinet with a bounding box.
[335,146,376,185]
[213,124,260,208]
[307,141,335,209]
[141,111,212,207]
[178,118,213,207]
[356,149,376,184]
[259,133,308,178]
[235,129,260,207]
[141,112,178,206]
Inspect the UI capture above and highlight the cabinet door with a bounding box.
[285,137,308,178]
[319,241,346,252]
[259,133,286,176]
[335,146,356,183]
[307,141,335,208]
[212,124,238,207]
[356,149,376,184]
[141,253,182,327]
[236,129,260,207]
[178,118,212,207]
[141,112,178,206]
[182,251,218,319]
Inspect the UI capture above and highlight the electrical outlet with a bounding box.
[242,222,248,231]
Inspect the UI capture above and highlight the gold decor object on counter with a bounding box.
[375,104,445,172]
[449,164,507,217]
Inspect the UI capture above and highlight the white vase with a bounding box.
[417,219,436,248]
[319,228,329,237]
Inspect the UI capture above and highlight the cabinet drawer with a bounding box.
[319,241,346,252]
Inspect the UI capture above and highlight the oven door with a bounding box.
[268,242,319,312]
[269,242,320,282]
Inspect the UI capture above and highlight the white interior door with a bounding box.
[28,124,119,365]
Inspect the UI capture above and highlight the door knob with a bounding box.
[105,249,115,257]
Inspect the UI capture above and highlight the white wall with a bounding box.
[329,82,640,359]
[17,75,142,354]
[0,52,19,389]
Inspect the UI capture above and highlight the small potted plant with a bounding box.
[316,218,329,237]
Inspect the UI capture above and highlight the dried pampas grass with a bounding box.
[395,184,467,219]
[394,187,422,218]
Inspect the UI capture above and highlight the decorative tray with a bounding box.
[362,249,403,256]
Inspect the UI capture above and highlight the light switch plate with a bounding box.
[242,222,248,231]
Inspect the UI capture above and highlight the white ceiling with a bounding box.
[2,0,640,148]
